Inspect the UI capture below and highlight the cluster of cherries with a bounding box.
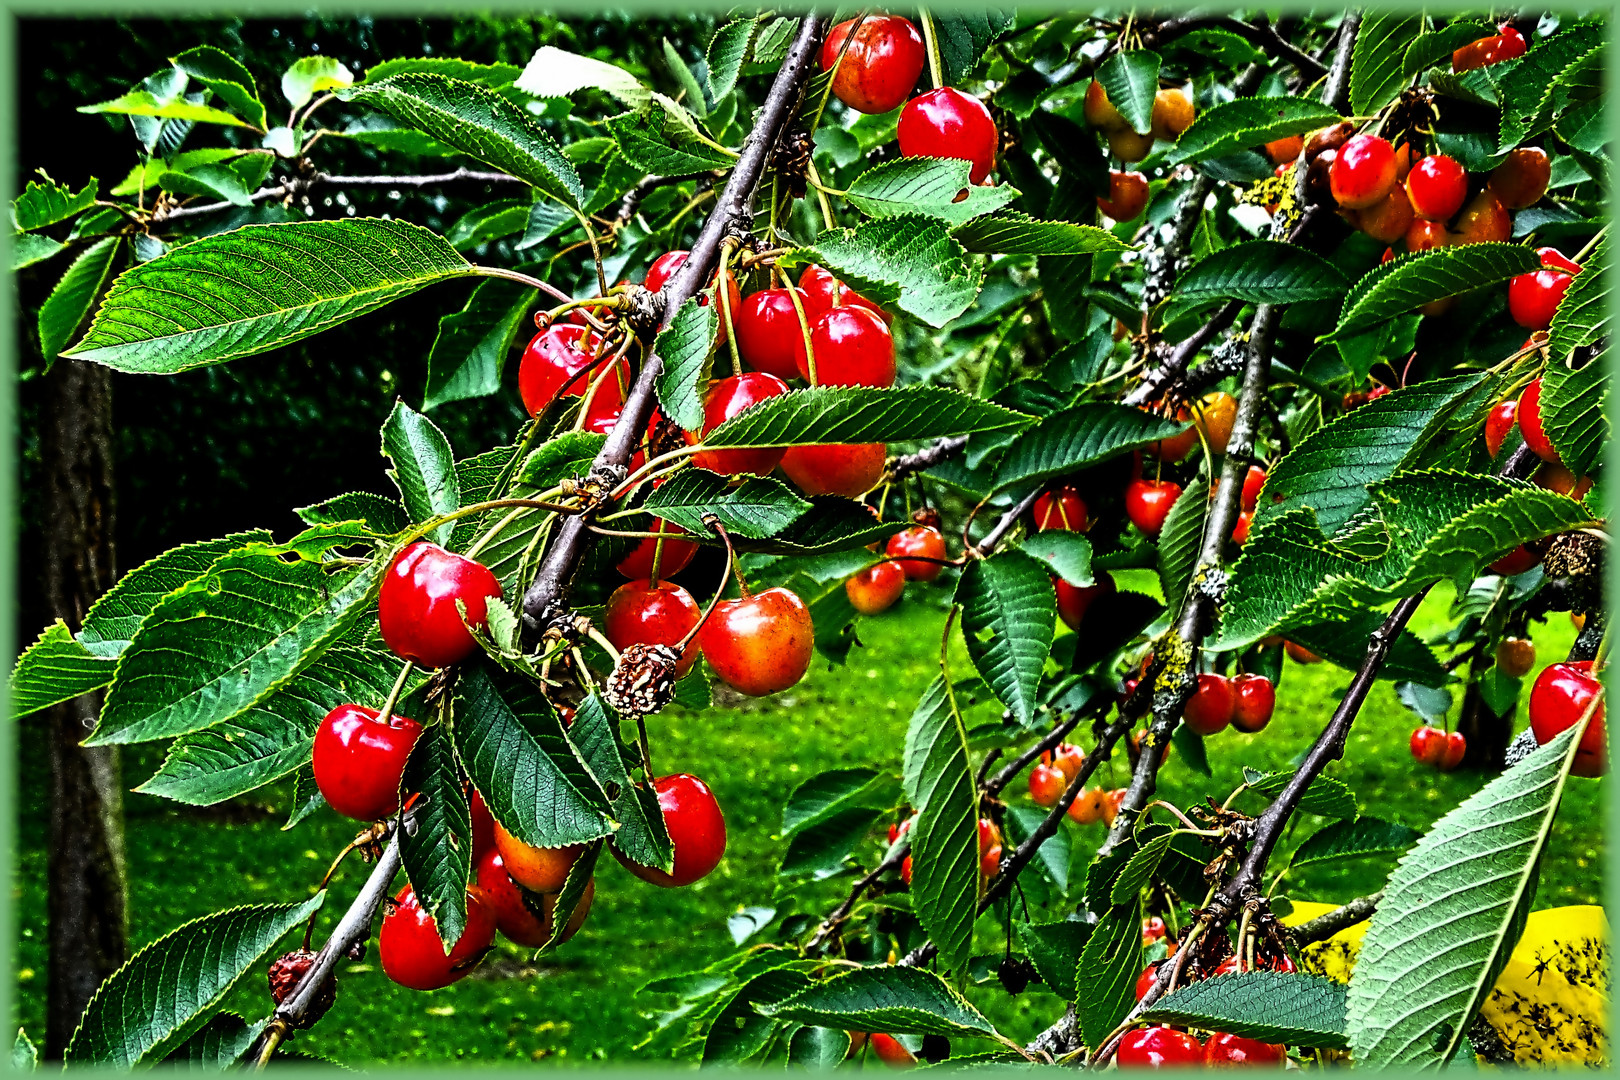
[1483,375,1595,577]
[1082,79,1197,220]
[844,515,950,616]
[1025,742,1127,824]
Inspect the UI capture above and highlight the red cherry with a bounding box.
[1184,674,1234,736]
[475,847,594,947]
[1231,511,1253,545]
[820,15,925,115]
[312,704,422,821]
[378,884,496,991]
[1490,148,1551,210]
[645,250,743,341]
[1451,189,1512,245]
[1485,399,1518,458]
[885,525,947,581]
[1028,763,1066,806]
[1149,406,1198,462]
[1230,674,1276,734]
[782,442,887,498]
[470,787,495,861]
[1056,574,1114,631]
[1439,730,1467,772]
[900,854,912,885]
[698,587,815,696]
[798,265,886,323]
[1098,171,1149,221]
[980,843,1002,880]
[1125,479,1182,537]
[1330,134,1397,210]
[888,816,914,845]
[1204,1032,1286,1066]
[1489,545,1541,576]
[1516,378,1560,463]
[1530,661,1607,777]
[379,541,502,669]
[616,517,700,580]
[734,288,810,380]
[517,323,627,419]
[976,817,1001,855]
[802,306,896,387]
[605,579,702,677]
[1134,963,1161,1002]
[687,372,792,477]
[1509,270,1575,331]
[1119,1027,1204,1068]
[1240,467,1267,513]
[846,559,906,616]
[1410,725,1448,767]
[493,821,584,894]
[1034,485,1088,532]
[1405,217,1449,254]
[869,1033,917,1068]
[897,88,998,185]
[616,773,727,885]
[1044,742,1086,783]
[1405,154,1467,221]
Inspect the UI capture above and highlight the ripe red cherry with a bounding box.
[312,704,422,821]
[617,773,727,886]
[1134,963,1160,1001]
[1184,674,1234,736]
[1230,674,1276,734]
[616,518,699,580]
[1125,479,1182,537]
[820,15,925,115]
[1454,24,1528,71]
[798,265,886,323]
[1098,171,1149,221]
[1405,154,1467,221]
[802,306,896,387]
[1330,134,1397,210]
[699,587,815,696]
[897,88,998,185]
[783,442,886,498]
[470,787,495,861]
[886,525,947,581]
[645,250,743,340]
[1490,545,1541,576]
[846,559,906,615]
[869,1033,917,1068]
[605,579,702,676]
[1119,1027,1204,1068]
[1516,378,1560,463]
[688,372,791,477]
[1530,661,1607,777]
[1204,1032,1286,1066]
[1485,399,1519,458]
[1034,485,1088,532]
[1509,249,1581,330]
[1056,575,1114,631]
[474,847,594,947]
[735,288,809,380]
[1240,467,1267,512]
[1410,725,1448,767]
[1440,730,1467,771]
[1068,788,1106,825]
[1451,189,1511,245]
[1044,742,1086,782]
[379,542,503,669]
[378,883,496,991]
[977,817,1001,854]
[493,822,584,894]
[1491,147,1551,210]
[1142,916,1167,944]
[1231,511,1253,545]
[1028,762,1066,806]
[517,323,626,419]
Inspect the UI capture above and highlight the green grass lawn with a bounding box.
[14,584,1603,1064]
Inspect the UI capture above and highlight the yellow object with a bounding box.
[1281,902,1609,1066]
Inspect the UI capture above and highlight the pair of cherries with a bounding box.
[1027,485,1115,630]
[1184,673,1276,736]
[1083,79,1197,162]
[1410,726,1466,772]
[1125,952,1294,1066]
[1028,742,1085,806]
[845,521,949,614]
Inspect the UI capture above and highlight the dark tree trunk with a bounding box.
[39,360,126,1058]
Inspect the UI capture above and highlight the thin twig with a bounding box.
[1290,892,1382,945]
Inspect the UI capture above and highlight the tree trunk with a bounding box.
[40,359,126,1058]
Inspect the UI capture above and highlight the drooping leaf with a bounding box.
[1331,244,1539,342]
[902,676,978,971]
[703,385,1031,449]
[1244,770,1358,820]
[13,233,64,271]
[743,497,906,556]
[1145,971,1349,1049]
[706,17,760,101]
[13,174,97,231]
[955,551,1055,727]
[1020,530,1094,587]
[1015,919,1090,1001]
[845,158,1018,225]
[653,296,719,431]
[65,219,472,373]
[775,216,983,328]
[425,277,535,409]
[1174,241,1348,303]
[1350,14,1424,115]
[444,199,530,250]
[1111,830,1176,905]
[782,767,898,838]
[9,620,117,719]
[1156,482,1208,608]
[381,400,459,545]
[39,236,122,361]
[162,1012,264,1069]
[1547,235,1608,358]
[930,10,1015,85]
[642,471,810,538]
[757,966,999,1039]
[78,90,249,127]
[171,46,268,129]
[1495,24,1605,151]
[514,45,652,110]
[788,1026,851,1067]
[1288,816,1422,868]
[281,56,353,109]
[608,96,735,174]
[1096,50,1161,134]
[952,210,1130,256]
[1075,898,1143,1049]
[1167,96,1343,165]
[1540,353,1608,476]
[994,403,1188,490]
[570,693,673,873]
[702,964,813,1063]
[538,840,602,954]
[296,492,407,535]
[778,807,883,877]
[64,894,325,1066]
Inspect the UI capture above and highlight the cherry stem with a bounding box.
[677,518,739,653]
[718,243,741,377]
[378,661,414,726]
[784,277,819,385]
[919,9,945,89]
[465,506,526,561]
[1573,223,1608,264]
[1143,799,1201,833]
[647,521,668,588]
[470,264,572,305]
[586,626,620,664]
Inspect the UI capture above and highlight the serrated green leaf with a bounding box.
[608,97,735,175]
[571,693,673,872]
[1351,14,1423,115]
[931,10,1015,85]
[742,497,906,556]
[1332,243,1539,342]
[1289,816,1422,868]
[296,492,407,535]
[955,551,1055,727]
[281,55,353,109]
[662,40,707,119]
[1403,23,1492,78]
[952,210,1129,256]
[444,199,529,250]
[703,964,813,1063]
[39,236,122,361]
[788,1026,850,1067]
[1004,805,1070,893]
[782,767,898,838]
[1020,530,1093,587]
[539,840,601,954]
[514,45,651,110]
[13,174,97,231]
[707,17,760,101]
[776,216,982,328]
[425,277,535,409]
[1145,971,1349,1048]
[902,675,978,970]
[654,296,719,431]
[1112,830,1175,905]
[1156,482,1207,607]
[1246,770,1358,820]
[172,46,267,129]
[9,620,117,719]
[1541,354,1608,476]
[450,661,614,848]
[1015,920,1090,1001]
[517,432,606,490]
[381,400,459,545]
[994,403,1188,490]
[1176,240,1348,303]
[79,89,249,127]
[642,471,809,538]
[66,219,472,373]
[1096,50,1160,134]
[1075,898,1142,1048]
[757,966,999,1039]
[362,57,521,88]
[1171,724,1212,777]
[163,1011,264,1068]
[703,385,1030,449]
[778,807,881,877]
[1496,24,1605,151]
[400,722,472,950]
[12,233,64,271]
[1548,235,1609,358]
[1346,724,1586,1066]
[846,158,1018,225]
[64,894,324,1066]
[1167,96,1342,166]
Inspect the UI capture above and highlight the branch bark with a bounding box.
[1290,891,1381,945]
[886,435,969,482]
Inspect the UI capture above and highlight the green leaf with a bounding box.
[284,764,325,830]
[1331,244,1539,342]
[1176,240,1348,303]
[707,17,760,101]
[782,767,898,837]
[1111,830,1175,905]
[663,40,708,119]
[12,233,65,271]
[1156,482,1207,607]
[776,216,983,328]
[901,676,978,971]
[13,174,97,231]
[1289,816,1422,868]
[608,97,735,175]
[1167,96,1342,166]
[1350,14,1423,115]
[444,199,530,250]
[1541,354,1608,476]
[702,385,1030,449]
[931,10,1015,85]
[1245,770,1358,820]
[1346,724,1586,1066]
[1096,50,1161,134]
[788,1026,850,1067]
[642,471,810,538]
[516,432,606,490]
[89,540,385,745]
[296,492,407,535]
[39,236,122,360]
[1004,805,1070,893]
[1075,898,1142,1049]
[340,74,584,209]
[514,45,652,110]
[1145,971,1349,1049]
[1548,239,1608,361]
[78,90,249,127]
[449,661,614,849]
[425,277,535,409]
[11,1030,36,1072]
[281,55,353,108]
[65,219,472,373]
[1015,920,1089,1001]
[381,400,459,546]
[64,894,324,1066]
[163,1012,264,1068]
[1020,531,1093,587]
[1172,724,1212,777]
[1403,23,1493,78]
[743,497,906,556]
[845,158,1018,225]
[136,645,406,806]
[399,724,471,954]
[778,807,881,877]
[757,966,999,1039]
[361,57,522,89]
[654,297,719,431]
[570,693,673,873]
[955,551,1055,727]
[994,403,1188,490]
[172,46,267,129]
[703,964,813,1063]
[9,620,117,719]
[1495,24,1605,151]
[952,210,1130,256]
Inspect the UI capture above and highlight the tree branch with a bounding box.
[983,712,1084,797]
[887,435,969,482]
[1290,891,1381,945]
[156,168,526,223]
[805,844,910,954]
[1141,15,1328,82]
[615,170,722,226]
[1321,13,1362,113]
